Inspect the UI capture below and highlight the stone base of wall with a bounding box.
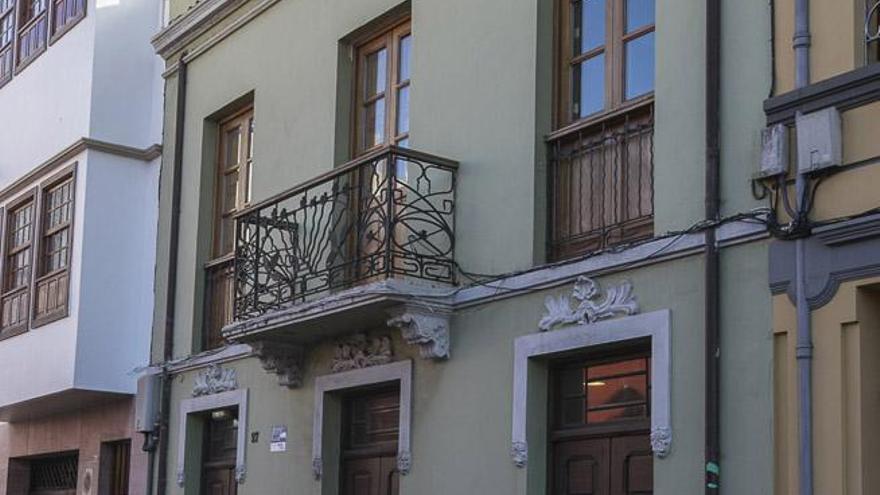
[0,397,147,495]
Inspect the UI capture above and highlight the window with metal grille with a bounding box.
[29,453,78,493]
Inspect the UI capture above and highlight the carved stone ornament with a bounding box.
[538,276,639,332]
[176,469,185,487]
[234,465,247,483]
[387,306,451,359]
[192,364,238,397]
[332,334,393,373]
[397,450,412,475]
[650,426,672,458]
[252,341,305,388]
[510,441,528,468]
[312,457,323,480]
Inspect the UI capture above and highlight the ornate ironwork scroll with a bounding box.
[234,146,457,320]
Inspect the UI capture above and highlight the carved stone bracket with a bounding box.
[192,364,238,397]
[538,276,639,332]
[332,334,393,373]
[510,441,528,468]
[312,457,323,480]
[386,305,451,359]
[650,427,672,458]
[397,450,412,475]
[251,341,305,388]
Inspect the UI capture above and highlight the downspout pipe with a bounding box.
[705,0,722,492]
[793,0,813,492]
[156,54,188,495]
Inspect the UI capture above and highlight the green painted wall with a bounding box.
[162,250,772,494]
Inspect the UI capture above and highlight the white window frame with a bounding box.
[510,309,672,467]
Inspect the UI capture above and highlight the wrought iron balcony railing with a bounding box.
[233,146,457,321]
[868,0,880,63]
[547,104,654,261]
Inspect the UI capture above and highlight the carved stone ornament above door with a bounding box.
[538,276,639,332]
[331,334,393,373]
[192,364,238,397]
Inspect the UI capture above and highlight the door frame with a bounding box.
[312,360,413,483]
[510,309,672,468]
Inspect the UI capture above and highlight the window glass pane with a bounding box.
[396,85,409,136]
[575,54,605,118]
[0,0,13,12]
[626,0,655,32]
[625,32,655,99]
[575,0,605,54]
[365,48,387,97]
[398,34,411,82]
[0,13,13,47]
[224,127,240,168]
[364,98,386,147]
[222,171,239,213]
[587,357,647,379]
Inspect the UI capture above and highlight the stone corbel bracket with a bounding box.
[251,341,305,388]
[386,304,451,359]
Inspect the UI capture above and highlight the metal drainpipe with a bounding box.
[705,0,722,492]
[156,53,188,495]
[792,0,813,493]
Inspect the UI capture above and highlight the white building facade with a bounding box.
[0,0,163,493]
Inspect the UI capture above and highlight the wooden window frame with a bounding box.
[31,164,76,328]
[0,188,37,340]
[15,0,49,71]
[203,105,254,351]
[554,0,655,132]
[548,347,652,442]
[48,0,85,45]
[0,163,76,340]
[0,0,15,88]
[351,16,412,157]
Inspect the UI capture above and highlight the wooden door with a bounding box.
[341,456,398,495]
[553,435,651,495]
[201,409,238,495]
[341,387,400,495]
[553,438,610,495]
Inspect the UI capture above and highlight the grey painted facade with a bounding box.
[146,0,774,494]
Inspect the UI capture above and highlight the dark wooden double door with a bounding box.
[340,387,401,495]
[201,409,239,495]
[553,434,653,495]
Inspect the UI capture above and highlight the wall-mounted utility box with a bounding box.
[135,372,161,433]
[760,123,788,177]
[796,107,842,173]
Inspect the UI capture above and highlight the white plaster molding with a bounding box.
[192,363,238,397]
[152,0,248,58]
[312,361,413,480]
[331,334,393,373]
[159,0,282,76]
[511,310,672,467]
[251,341,304,388]
[387,305,451,359]
[454,221,766,309]
[538,276,639,331]
[177,389,249,486]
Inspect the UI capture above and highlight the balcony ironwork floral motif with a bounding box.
[868,0,880,61]
[233,146,457,321]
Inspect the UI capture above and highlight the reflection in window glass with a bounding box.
[625,32,655,99]
[576,0,605,54]
[365,48,387,97]
[399,35,411,82]
[397,85,409,136]
[577,54,605,118]
[626,0,655,32]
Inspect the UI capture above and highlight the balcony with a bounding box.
[222,146,458,386]
[547,105,654,261]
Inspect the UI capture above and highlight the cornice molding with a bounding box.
[152,0,249,59]
[0,138,161,204]
[154,0,282,73]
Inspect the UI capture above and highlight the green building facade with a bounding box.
[145,0,774,493]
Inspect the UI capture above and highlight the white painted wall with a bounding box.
[74,150,158,393]
[0,0,163,409]
[0,10,96,183]
[0,152,86,407]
